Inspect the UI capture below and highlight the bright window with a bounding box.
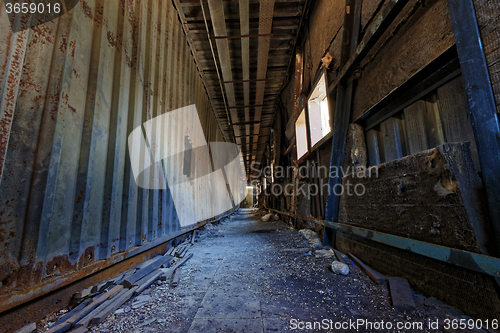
[295,108,308,159]
[307,73,331,148]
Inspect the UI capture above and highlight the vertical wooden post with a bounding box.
[447,0,500,255]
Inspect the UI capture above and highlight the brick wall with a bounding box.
[336,232,500,320]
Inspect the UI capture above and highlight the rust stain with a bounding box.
[0,33,27,195]
[0,258,19,286]
[107,31,116,48]
[69,40,76,58]
[45,254,76,276]
[83,247,95,266]
[59,37,67,54]
[32,261,43,284]
[75,189,84,203]
[82,1,93,20]
[94,2,104,26]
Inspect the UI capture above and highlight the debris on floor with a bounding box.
[331,260,349,275]
[27,209,490,333]
[261,213,279,221]
[348,252,386,284]
[298,228,323,248]
[38,239,194,333]
[88,208,485,333]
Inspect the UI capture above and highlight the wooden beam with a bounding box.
[324,0,362,225]
[222,78,267,84]
[228,104,265,109]
[347,253,386,284]
[121,256,172,288]
[211,33,273,39]
[388,277,416,311]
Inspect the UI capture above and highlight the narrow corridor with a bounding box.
[91,209,471,333]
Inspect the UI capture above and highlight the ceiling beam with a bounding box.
[252,0,275,164]
[238,0,251,158]
[206,0,241,144]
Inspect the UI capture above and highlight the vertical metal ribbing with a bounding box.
[1,12,58,282]
[117,0,135,252]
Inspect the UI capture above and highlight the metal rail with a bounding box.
[0,208,239,332]
[269,208,500,278]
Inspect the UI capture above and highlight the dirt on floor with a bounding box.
[87,208,484,333]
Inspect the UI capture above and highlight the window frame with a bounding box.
[306,67,333,152]
[295,107,309,162]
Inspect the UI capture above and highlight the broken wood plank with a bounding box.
[167,247,176,256]
[347,253,386,284]
[174,253,193,270]
[69,327,88,333]
[74,288,127,328]
[97,281,114,293]
[179,244,191,258]
[158,252,194,286]
[191,230,196,244]
[333,249,347,264]
[66,286,123,324]
[388,277,416,311]
[174,244,186,257]
[162,255,174,267]
[133,270,164,296]
[115,268,137,285]
[90,286,138,325]
[53,299,92,326]
[14,322,36,333]
[45,286,122,333]
[171,268,181,287]
[135,256,162,270]
[121,256,171,288]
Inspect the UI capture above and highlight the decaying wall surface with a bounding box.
[339,142,491,254]
[352,0,455,121]
[336,232,500,320]
[0,0,226,313]
[473,0,500,116]
[270,0,500,319]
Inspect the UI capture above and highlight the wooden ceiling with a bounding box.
[173,0,308,176]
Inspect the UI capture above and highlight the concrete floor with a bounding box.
[93,208,474,333]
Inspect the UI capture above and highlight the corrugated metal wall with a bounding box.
[0,0,225,312]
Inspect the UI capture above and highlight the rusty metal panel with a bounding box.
[0,0,219,314]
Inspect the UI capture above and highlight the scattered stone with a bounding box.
[331,260,349,275]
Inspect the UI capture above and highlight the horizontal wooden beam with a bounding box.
[222,78,267,84]
[268,208,500,279]
[228,105,265,109]
[211,33,273,39]
[232,120,261,126]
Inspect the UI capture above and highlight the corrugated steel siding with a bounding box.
[0,0,224,312]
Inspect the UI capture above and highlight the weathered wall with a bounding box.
[352,0,455,120]
[0,0,225,313]
[336,232,500,320]
[270,0,500,319]
[339,142,491,254]
[473,0,500,115]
